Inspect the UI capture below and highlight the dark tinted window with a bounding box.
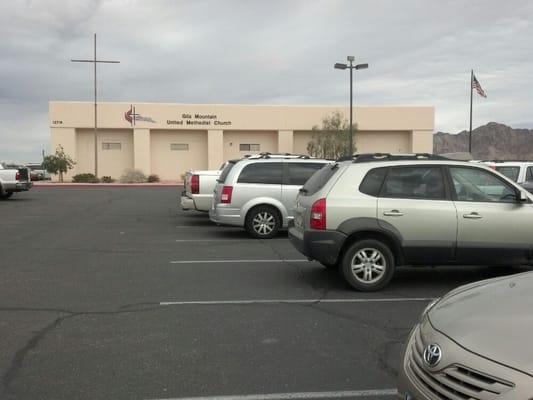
[237,162,283,184]
[381,166,445,200]
[359,168,386,196]
[301,163,337,196]
[495,166,520,182]
[218,161,236,183]
[286,163,325,185]
[526,167,533,181]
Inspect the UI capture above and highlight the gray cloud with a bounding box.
[1,0,532,161]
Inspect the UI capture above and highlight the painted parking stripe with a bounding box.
[147,388,398,400]
[160,298,433,306]
[170,259,310,264]
[175,239,287,242]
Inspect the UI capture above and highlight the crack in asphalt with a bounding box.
[0,303,160,397]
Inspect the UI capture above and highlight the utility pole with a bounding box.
[71,34,120,177]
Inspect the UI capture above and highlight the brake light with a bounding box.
[310,198,326,230]
[191,175,200,194]
[15,172,20,181]
[221,186,233,204]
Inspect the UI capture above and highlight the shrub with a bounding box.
[120,169,147,183]
[101,176,115,183]
[147,174,160,183]
[72,173,99,183]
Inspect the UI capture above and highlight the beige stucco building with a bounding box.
[49,102,434,181]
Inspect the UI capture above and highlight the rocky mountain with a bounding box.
[434,122,533,160]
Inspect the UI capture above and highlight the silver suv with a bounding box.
[289,153,533,291]
[210,154,330,238]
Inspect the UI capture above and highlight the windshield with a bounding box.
[495,166,520,182]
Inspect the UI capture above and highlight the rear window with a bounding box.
[300,163,337,196]
[495,166,520,182]
[285,163,326,185]
[218,161,236,183]
[237,162,283,184]
[359,168,386,196]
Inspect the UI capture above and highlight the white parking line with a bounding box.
[160,298,433,306]
[147,388,398,400]
[170,259,310,264]
[175,239,287,242]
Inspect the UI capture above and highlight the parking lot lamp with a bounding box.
[71,34,120,178]
[334,57,368,157]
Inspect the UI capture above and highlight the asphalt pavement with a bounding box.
[0,188,527,400]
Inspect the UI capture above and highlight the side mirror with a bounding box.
[519,191,528,202]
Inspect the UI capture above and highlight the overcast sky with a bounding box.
[1,0,532,162]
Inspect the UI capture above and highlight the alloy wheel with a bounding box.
[252,212,275,236]
[350,248,386,284]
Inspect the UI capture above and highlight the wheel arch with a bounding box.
[337,218,405,266]
[242,198,287,225]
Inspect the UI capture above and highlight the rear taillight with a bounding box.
[221,186,233,204]
[310,198,326,230]
[15,172,21,181]
[191,175,200,194]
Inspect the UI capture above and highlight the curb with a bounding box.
[33,183,183,188]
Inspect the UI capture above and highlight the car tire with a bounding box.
[341,239,395,291]
[245,205,281,239]
[0,186,12,199]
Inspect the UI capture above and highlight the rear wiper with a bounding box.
[299,188,308,194]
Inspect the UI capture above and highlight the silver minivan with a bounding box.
[210,155,330,238]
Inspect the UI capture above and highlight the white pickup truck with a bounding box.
[180,163,228,212]
[0,162,32,199]
[485,161,533,184]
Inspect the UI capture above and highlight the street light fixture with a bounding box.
[334,56,369,157]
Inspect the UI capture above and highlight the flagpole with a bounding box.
[469,69,473,155]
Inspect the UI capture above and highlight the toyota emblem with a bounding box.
[423,344,442,367]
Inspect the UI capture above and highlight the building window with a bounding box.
[239,143,260,151]
[102,142,121,150]
[170,143,189,151]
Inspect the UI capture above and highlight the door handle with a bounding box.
[463,212,483,219]
[383,209,404,217]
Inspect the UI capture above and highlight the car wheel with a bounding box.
[245,206,281,239]
[0,187,12,199]
[341,239,395,291]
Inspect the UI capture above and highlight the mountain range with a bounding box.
[433,122,533,160]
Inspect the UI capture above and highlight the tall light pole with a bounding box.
[71,33,120,177]
[334,56,368,157]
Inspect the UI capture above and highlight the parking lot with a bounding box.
[0,187,527,400]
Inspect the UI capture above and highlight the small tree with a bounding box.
[307,111,356,159]
[42,145,75,182]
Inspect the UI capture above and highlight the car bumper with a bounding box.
[180,191,213,212]
[7,181,33,192]
[288,223,346,266]
[209,204,243,227]
[180,192,195,210]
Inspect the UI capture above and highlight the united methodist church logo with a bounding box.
[124,105,156,125]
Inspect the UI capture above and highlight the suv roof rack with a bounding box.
[336,153,450,163]
[244,152,313,160]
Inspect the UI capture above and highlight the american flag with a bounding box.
[472,74,487,98]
